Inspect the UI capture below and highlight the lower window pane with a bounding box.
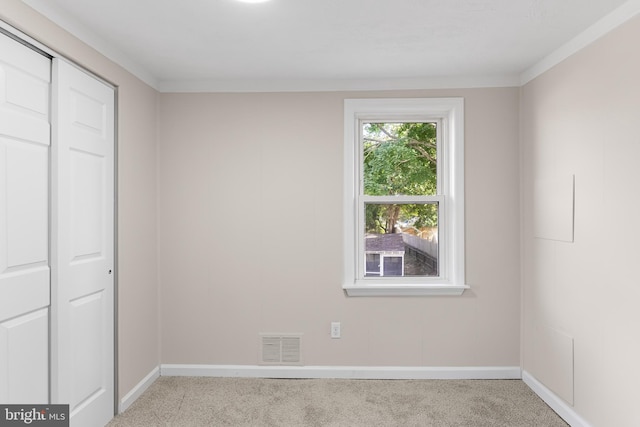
[364,203,438,277]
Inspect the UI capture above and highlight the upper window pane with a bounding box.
[362,122,437,196]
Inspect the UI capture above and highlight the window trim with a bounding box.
[343,98,468,296]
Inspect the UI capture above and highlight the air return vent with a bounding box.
[260,334,303,365]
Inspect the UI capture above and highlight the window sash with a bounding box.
[357,196,444,284]
[359,119,442,197]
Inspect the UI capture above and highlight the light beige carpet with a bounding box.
[108,377,568,426]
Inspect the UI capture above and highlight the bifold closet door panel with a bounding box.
[0,33,51,404]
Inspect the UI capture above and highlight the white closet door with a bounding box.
[0,33,51,404]
[51,59,115,427]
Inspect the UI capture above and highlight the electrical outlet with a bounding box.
[331,322,341,339]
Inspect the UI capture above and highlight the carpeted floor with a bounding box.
[107,377,568,426]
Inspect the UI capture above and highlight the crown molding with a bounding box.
[157,74,520,93]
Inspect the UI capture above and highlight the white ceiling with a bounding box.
[20,0,636,91]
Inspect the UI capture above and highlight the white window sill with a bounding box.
[342,284,470,297]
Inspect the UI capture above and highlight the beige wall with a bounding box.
[158,88,521,367]
[521,15,640,427]
[0,0,160,399]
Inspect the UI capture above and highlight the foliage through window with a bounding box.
[343,98,466,296]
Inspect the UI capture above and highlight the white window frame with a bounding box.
[343,98,468,296]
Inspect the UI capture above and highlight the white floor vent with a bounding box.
[260,334,303,365]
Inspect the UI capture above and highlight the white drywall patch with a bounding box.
[534,325,575,406]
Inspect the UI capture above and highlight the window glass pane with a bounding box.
[364,203,438,277]
[362,122,437,196]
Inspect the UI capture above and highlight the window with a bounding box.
[343,98,467,296]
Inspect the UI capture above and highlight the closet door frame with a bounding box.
[0,21,119,419]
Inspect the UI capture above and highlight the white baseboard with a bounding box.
[119,366,161,413]
[522,370,592,427]
[160,364,522,380]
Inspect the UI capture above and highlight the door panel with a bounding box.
[52,58,114,427]
[0,36,50,146]
[71,149,105,260]
[0,267,49,323]
[0,308,49,403]
[70,291,107,408]
[4,140,49,266]
[0,33,51,404]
